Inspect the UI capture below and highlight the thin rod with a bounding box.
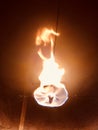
[19,95,27,130]
[54,0,60,54]
[55,0,60,33]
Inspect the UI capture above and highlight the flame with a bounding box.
[34,28,68,107]
[36,28,59,46]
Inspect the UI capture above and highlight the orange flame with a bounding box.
[36,28,59,46]
[34,28,68,107]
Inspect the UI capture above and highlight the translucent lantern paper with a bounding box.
[33,28,68,107]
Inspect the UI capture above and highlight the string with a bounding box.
[54,0,61,54]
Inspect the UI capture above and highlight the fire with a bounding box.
[36,28,59,46]
[34,28,68,107]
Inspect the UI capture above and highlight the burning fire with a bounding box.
[34,28,68,107]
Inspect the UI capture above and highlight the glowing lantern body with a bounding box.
[34,28,68,107]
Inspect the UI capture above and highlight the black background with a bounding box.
[0,0,97,129]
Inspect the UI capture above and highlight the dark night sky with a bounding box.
[0,0,97,129]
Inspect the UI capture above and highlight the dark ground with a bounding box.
[0,0,97,129]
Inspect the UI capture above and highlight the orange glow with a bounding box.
[34,28,68,107]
